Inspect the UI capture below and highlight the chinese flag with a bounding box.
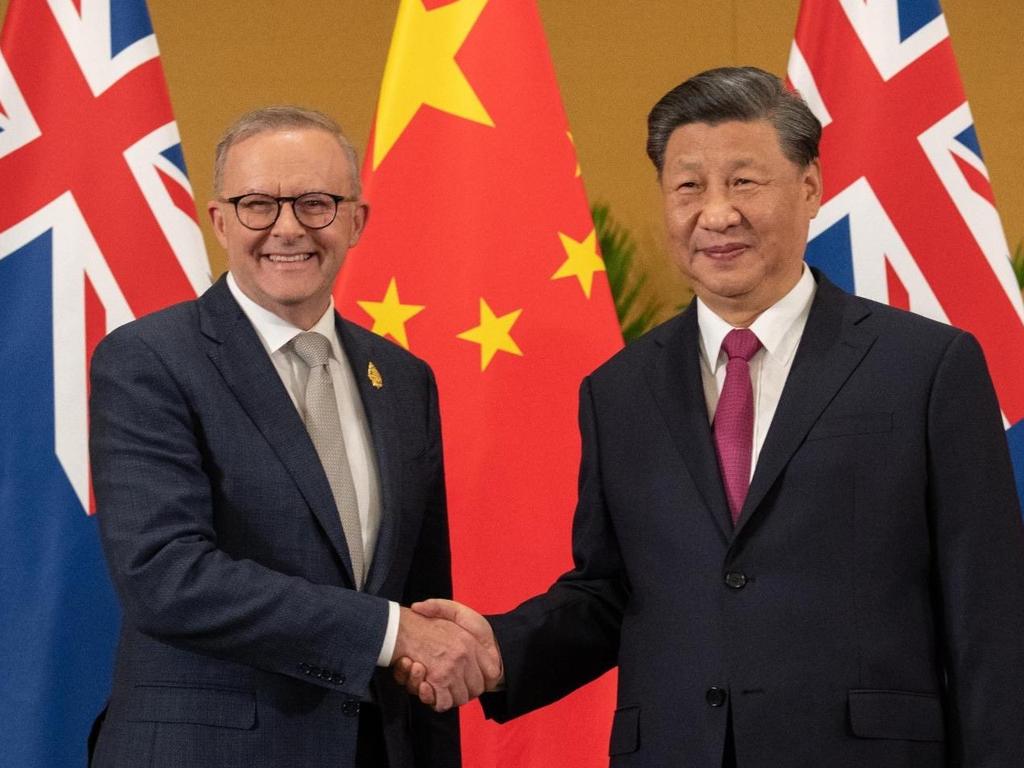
[334,0,621,764]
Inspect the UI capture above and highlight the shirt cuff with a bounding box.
[376,600,400,666]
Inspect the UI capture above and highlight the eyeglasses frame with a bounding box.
[223,192,358,231]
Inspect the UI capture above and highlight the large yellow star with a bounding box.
[456,298,523,371]
[373,0,494,169]
[551,229,605,298]
[356,278,425,350]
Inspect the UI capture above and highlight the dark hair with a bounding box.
[646,66,821,174]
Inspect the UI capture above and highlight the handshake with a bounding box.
[390,599,503,713]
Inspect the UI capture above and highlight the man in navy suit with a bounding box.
[88,106,498,768]
[399,68,1024,766]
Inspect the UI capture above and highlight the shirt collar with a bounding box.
[226,272,341,359]
[697,265,816,373]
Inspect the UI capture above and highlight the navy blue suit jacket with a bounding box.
[88,276,458,767]
[483,271,1024,767]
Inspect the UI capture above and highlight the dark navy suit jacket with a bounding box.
[88,276,458,767]
[483,271,1024,767]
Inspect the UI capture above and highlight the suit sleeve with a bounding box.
[403,365,461,767]
[926,331,1024,765]
[89,327,389,698]
[482,376,627,722]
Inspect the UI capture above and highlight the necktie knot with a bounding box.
[292,331,332,368]
[721,328,761,363]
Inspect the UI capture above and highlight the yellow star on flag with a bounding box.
[457,298,523,371]
[551,228,605,298]
[373,0,494,169]
[357,277,425,350]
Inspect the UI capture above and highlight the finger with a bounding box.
[447,675,470,709]
[432,683,454,713]
[406,661,428,695]
[462,654,486,700]
[392,656,413,686]
[417,680,437,708]
[409,598,460,622]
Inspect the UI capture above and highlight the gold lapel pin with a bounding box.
[367,361,383,389]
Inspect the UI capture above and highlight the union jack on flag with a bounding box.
[788,0,1024,504]
[0,1,208,764]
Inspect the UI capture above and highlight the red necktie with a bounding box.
[713,328,762,525]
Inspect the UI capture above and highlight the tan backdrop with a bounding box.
[4,0,1021,311]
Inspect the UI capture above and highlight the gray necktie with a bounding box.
[292,332,365,589]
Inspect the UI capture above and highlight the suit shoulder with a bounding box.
[587,310,688,383]
[95,298,201,357]
[848,292,965,346]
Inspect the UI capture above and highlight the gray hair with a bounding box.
[213,105,361,197]
[646,66,821,175]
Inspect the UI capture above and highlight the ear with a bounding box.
[208,200,229,250]
[348,201,370,247]
[803,158,823,219]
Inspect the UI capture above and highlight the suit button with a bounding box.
[332,673,346,685]
[299,663,311,674]
[706,687,728,707]
[342,701,361,717]
[724,572,747,589]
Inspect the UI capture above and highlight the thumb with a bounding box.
[410,598,461,622]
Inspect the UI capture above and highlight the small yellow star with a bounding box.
[456,298,523,371]
[357,278,425,350]
[551,228,605,298]
[373,0,494,169]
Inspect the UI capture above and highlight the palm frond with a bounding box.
[1013,240,1024,290]
[592,202,664,342]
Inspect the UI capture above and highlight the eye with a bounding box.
[297,194,333,213]
[239,196,275,213]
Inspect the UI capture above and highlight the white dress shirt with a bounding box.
[698,266,817,478]
[227,274,399,665]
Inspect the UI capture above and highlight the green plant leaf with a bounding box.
[592,202,665,342]
[1013,240,1024,290]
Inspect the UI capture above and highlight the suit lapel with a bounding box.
[198,278,355,581]
[647,305,734,540]
[735,274,876,535]
[337,318,399,595]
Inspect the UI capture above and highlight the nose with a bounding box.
[271,200,305,237]
[696,187,741,232]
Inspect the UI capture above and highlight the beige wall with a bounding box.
[4,0,1021,306]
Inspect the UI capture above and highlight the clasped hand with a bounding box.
[390,599,503,712]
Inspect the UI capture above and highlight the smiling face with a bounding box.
[660,118,822,326]
[208,128,367,329]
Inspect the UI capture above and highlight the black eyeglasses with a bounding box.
[224,192,357,231]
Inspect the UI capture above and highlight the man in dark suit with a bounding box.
[88,106,498,768]
[398,68,1024,766]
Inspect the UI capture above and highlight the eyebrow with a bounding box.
[668,157,763,173]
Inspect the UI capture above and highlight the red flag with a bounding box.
[0,1,208,763]
[787,0,1024,495]
[335,0,621,764]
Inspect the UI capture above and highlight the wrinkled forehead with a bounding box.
[663,119,791,168]
[222,128,354,190]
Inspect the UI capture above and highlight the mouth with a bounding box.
[261,252,315,263]
[698,243,748,260]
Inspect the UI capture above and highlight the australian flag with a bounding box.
[788,0,1024,505]
[0,1,208,764]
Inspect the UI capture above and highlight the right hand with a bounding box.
[390,603,502,712]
